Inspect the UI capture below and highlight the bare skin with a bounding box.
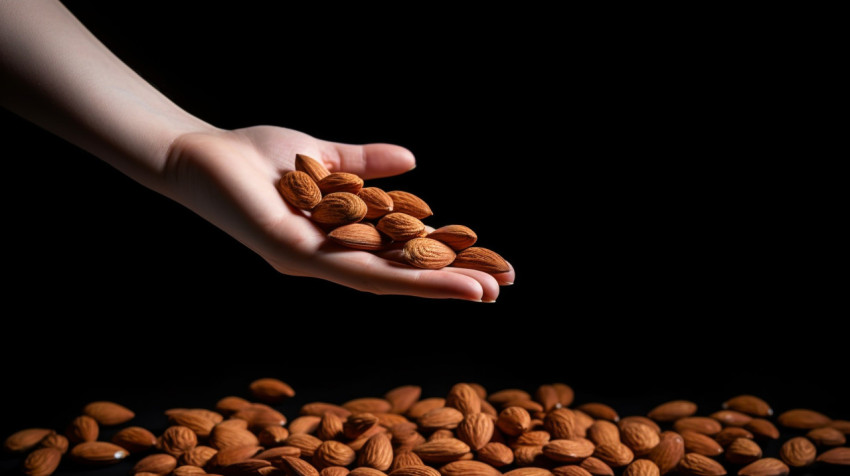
[0,0,514,301]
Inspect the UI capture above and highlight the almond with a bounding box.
[162,425,198,456]
[504,399,544,413]
[358,433,393,470]
[344,413,380,440]
[317,172,363,194]
[285,433,323,458]
[816,447,850,465]
[427,225,477,251]
[321,467,350,476]
[172,465,207,476]
[428,429,454,441]
[134,453,177,473]
[82,401,135,426]
[70,441,128,465]
[503,469,553,476]
[181,445,218,467]
[38,434,68,454]
[738,457,790,475]
[497,407,531,436]
[210,422,260,451]
[390,451,424,470]
[620,422,660,457]
[709,410,751,427]
[384,386,421,415]
[725,437,762,465]
[290,415,322,434]
[255,446,301,463]
[317,412,344,440]
[66,415,98,444]
[413,438,470,463]
[593,443,634,467]
[451,247,509,274]
[250,377,296,403]
[552,384,575,407]
[587,421,620,446]
[439,460,501,476]
[112,426,156,453]
[516,431,551,447]
[377,213,426,241]
[647,401,697,422]
[619,417,661,434]
[830,419,850,434]
[402,238,455,269]
[722,395,772,417]
[280,455,321,476]
[407,398,446,420]
[673,417,721,436]
[545,408,578,440]
[216,396,253,415]
[295,154,331,182]
[745,419,779,439]
[349,468,387,476]
[314,440,356,468]
[376,413,409,428]
[477,442,514,467]
[714,427,753,447]
[680,430,722,457]
[776,409,831,429]
[552,466,594,476]
[513,444,545,466]
[301,402,351,419]
[233,404,287,431]
[535,385,559,412]
[806,426,846,446]
[445,383,482,416]
[358,187,394,219]
[648,431,684,475]
[778,436,815,467]
[452,414,491,451]
[386,191,432,219]
[578,403,619,422]
[22,447,61,476]
[580,456,615,476]
[169,411,217,438]
[312,192,367,226]
[544,439,596,463]
[677,453,726,476]
[208,445,262,468]
[258,425,291,447]
[388,465,441,476]
[279,171,322,210]
[623,459,660,476]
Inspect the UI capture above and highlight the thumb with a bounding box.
[327,142,416,179]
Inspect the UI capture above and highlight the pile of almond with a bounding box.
[5,379,849,476]
[278,154,510,274]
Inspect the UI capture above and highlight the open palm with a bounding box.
[163,126,513,301]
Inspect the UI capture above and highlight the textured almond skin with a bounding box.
[816,447,850,465]
[452,247,509,274]
[725,437,762,465]
[22,448,61,476]
[388,465,441,476]
[477,442,514,467]
[723,395,772,417]
[709,410,752,427]
[378,213,426,241]
[279,171,322,210]
[580,457,614,476]
[390,451,424,470]
[648,431,684,475]
[513,444,544,466]
[677,453,726,476]
[162,425,198,456]
[321,467,350,476]
[673,417,721,435]
[779,436,815,467]
[38,434,68,454]
[111,426,156,453]
[359,433,393,470]
[210,422,260,449]
[587,421,620,446]
[344,413,380,440]
[134,453,178,473]
[552,384,574,407]
[82,401,134,426]
[502,468,554,476]
[620,417,661,435]
[318,172,364,194]
[578,403,619,422]
[545,409,578,440]
[359,187,394,219]
[349,468,387,476]
[620,422,660,456]
[776,409,831,429]
[439,460,501,476]
[593,443,634,467]
[385,386,422,415]
[312,192,367,226]
[745,419,780,439]
[314,440,356,468]
[413,438,470,463]
[387,191,433,219]
[714,427,753,447]
[207,445,262,468]
[285,433,323,458]
[623,459,660,476]
[445,383,482,416]
[255,446,301,463]
[343,398,392,414]
[403,238,456,269]
[680,430,723,457]
[497,407,531,436]
[295,154,331,182]
[181,445,218,467]
[647,401,697,422]
[738,457,790,475]
[70,441,129,465]
[250,378,296,403]
[516,431,551,447]
[419,407,464,431]
[553,466,594,476]
[168,411,217,438]
[806,426,846,446]
[258,425,291,447]
[216,396,252,415]
[301,403,351,419]
[281,456,321,476]
[66,415,98,444]
[544,439,596,463]
[317,412,344,441]
[427,225,477,251]
[172,465,207,476]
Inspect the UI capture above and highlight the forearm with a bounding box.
[0,0,215,191]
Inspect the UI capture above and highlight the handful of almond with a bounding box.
[278,154,510,274]
[5,380,849,476]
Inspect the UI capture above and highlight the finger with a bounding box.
[442,267,501,302]
[327,142,416,179]
[313,250,486,301]
[491,262,515,286]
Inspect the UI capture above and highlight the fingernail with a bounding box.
[482,299,497,303]
[503,282,514,286]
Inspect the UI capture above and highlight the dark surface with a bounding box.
[0,2,844,475]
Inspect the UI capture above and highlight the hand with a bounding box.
[164,126,514,301]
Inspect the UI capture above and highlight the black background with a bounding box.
[1,3,844,475]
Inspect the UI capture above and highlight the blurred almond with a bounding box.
[249,378,296,404]
[535,385,559,412]
[816,447,850,465]
[623,459,660,476]
[738,457,790,475]
[70,441,129,465]
[673,417,721,436]
[318,172,363,194]
[709,410,751,427]
[5,429,56,452]
[112,426,156,453]
[677,453,725,476]
[680,430,723,457]
[258,425,290,447]
[776,409,831,429]
[545,409,578,440]
[806,426,846,446]
[439,460,501,476]
[647,401,697,422]
[722,395,772,417]
[544,439,596,463]
[216,396,252,415]
[714,427,753,447]
[477,442,514,467]
[82,401,134,426]
[726,437,762,465]
[745,419,780,439]
[388,465,441,476]
[38,434,68,454]
[552,384,574,407]
[385,386,421,415]
[553,466,594,476]
[22,448,61,476]
[134,453,178,474]
[578,403,619,422]
[181,445,218,467]
[407,398,445,420]
[587,421,620,446]
[280,455,321,476]
[66,415,98,444]
[387,191,432,219]
[208,445,262,469]
[285,433,323,459]
[779,436,815,467]
[648,431,684,475]
[580,456,615,476]
[619,417,660,434]
[169,411,217,438]
[502,469,554,476]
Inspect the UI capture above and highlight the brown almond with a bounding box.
[477,441,513,467]
[445,383,482,416]
[211,422,261,450]
[384,386,421,415]
[776,409,831,429]
[535,385,559,412]
[387,191,432,219]
[289,415,322,435]
[452,247,509,274]
[391,451,424,470]
[162,425,198,456]
[329,222,392,250]
[312,192,367,226]
[544,438,596,463]
[456,413,494,450]
[816,447,850,465]
[82,401,134,426]
[343,413,380,440]
[358,187,394,219]
[648,431,684,475]
[317,172,363,194]
[725,437,762,465]
[829,419,850,434]
[255,446,301,463]
[250,377,296,403]
[647,401,697,422]
[376,413,409,428]
[295,154,331,182]
[388,465,441,476]
[112,426,156,453]
[301,402,351,419]
[403,238,456,269]
[285,433,323,458]
[172,465,207,476]
[503,469,553,476]
[552,384,574,407]
[587,421,620,446]
[516,431,551,447]
[580,456,615,476]
[413,438,470,463]
[673,417,721,436]
[22,448,61,476]
[358,433,393,470]
[169,411,217,438]
[216,396,252,415]
[181,445,218,467]
[709,410,752,427]
[497,406,531,436]
[594,443,634,467]
[619,417,661,434]
[439,460,501,476]
[377,213,425,241]
[70,441,128,465]
[623,459,660,476]
[316,412,344,441]
[488,389,531,406]
[806,426,846,446]
[722,395,772,417]
[134,453,177,473]
[258,425,290,447]
[578,403,619,422]
[427,225,477,251]
[313,440,356,469]
[714,427,753,447]
[738,457,790,475]
[280,455,320,476]
[428,429,454,441]
[349,468,387,476]
[38,434,68,454]
[680,430,722,457]
[234,404,286,432]
[279,171,322,210]
[513,444,544,466]
[779,436,815,467]
[208,445,262,468]
[620,422,660,457]
[407,398,446,420]
[66,415,98,444]
[745,419,780,439]
[677,453,725,476]
[321,467,350,476]
[545,408,578,440]
[553,466,594,476]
